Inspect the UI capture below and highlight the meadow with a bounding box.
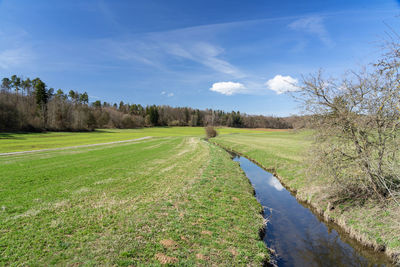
[211,131,400,263]
[2,127,398,265]
[0,127,264,153]
[0,128,268,265]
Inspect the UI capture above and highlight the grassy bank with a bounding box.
[0,136,268,265]
[0,127,266,153]
[211,130,400,264]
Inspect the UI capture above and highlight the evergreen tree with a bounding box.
[34,79,48,127]
[1,78,11,92]
[11,75,21,94]
[92,100,102,108]
[35,79,48,108]
[21,78,32,96]
[80,92,89,104]
[147,105,159,125]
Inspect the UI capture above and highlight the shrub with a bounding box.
[205,126,218,138]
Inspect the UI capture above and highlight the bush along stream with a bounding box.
[230,152,394,266]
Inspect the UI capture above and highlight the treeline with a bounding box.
[0,75,295,132]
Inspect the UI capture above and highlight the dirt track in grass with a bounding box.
[0,136,152,156]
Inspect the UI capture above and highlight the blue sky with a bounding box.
[0,0,399,116]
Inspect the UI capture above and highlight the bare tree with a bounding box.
[298,50,400,203]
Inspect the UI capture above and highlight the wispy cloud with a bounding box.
[165,42,244,78]
[97,0,127,33]
[96,5,247,78]
[289,16,334,47]
[105,37,245,78]
[104,39,167,70]
[0,25,33,69]
[161,91,174,97]
[0,47,33,69]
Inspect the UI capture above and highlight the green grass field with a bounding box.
[0,133,268,265]
[3,127,398,264]
[211,130,312,190]
[0,127,265,153]
[211,130,400,263]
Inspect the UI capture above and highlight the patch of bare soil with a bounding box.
[155,253,178,264]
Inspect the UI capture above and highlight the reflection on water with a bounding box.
[233,155,393,267]
[268,177,284,191]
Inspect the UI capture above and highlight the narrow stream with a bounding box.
[232,154,394,267]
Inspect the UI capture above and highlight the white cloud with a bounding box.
[161,91,174,97]
[265,75,298,94]
[210,81,246,95]
[289,16,333,47]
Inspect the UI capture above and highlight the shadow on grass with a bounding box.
[0,127,149,139]
[0,133,27,140]
[0,130,114,138]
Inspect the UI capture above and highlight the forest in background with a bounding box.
[0,75,304,132]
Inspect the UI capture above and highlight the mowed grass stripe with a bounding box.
[0,136,267,265]
[0,138,175,210]
[0,136,151,156]
[0,127,280,153]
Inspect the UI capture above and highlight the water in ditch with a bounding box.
[233,154,394,267]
